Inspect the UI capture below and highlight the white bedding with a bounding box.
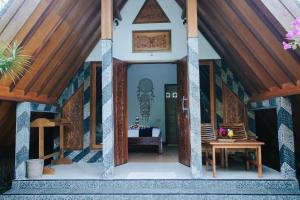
[128,128,160,138]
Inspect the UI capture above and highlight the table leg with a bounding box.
[205,143,209,170]
[246,149,250,170]
[59,125,64,159]
[257,146,262,178]
[212,146,216,178]
[225,148,228,168]
[38,127,44,159]
[220,149,224,168]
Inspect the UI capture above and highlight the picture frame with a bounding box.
[132,30,171,52]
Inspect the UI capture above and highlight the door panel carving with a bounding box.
[62,86,84,150]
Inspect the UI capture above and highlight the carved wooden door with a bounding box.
[177,58,190,166]
[113,59,128,166]
[223,83,247,124]
[62,86,84,150]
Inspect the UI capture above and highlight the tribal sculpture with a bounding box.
[137,78,155,124]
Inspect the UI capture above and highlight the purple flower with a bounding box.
[286,31,294,40]
[283,41,292,50]
[291,18,300,27]
[219,128,227,137]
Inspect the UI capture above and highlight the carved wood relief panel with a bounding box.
[132,30,171,52]
[133,0,170,24]
[223,83,247,125]
[62,86,84,150]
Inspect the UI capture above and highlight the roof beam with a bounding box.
[198,19,259,94]
[18,0,79,94]
[251,85,300,101]
[0,86,56,103]
[34,2,100,96]
[199,2,278,90]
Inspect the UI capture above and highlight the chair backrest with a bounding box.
[219,123,248,140]
[201,123,217,142]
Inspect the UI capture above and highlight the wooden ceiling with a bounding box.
[0,0,299,103]
[176,0,300,101]
[0,0,102,103]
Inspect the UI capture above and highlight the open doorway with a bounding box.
[127,63,178,163]
[113,60,192,179]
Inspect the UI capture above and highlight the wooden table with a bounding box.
[209,140,264,178]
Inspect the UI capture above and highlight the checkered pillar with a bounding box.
[101,39,114,178]
[276,97,296,179]
[187,37,203,178]
[15,102,31,179]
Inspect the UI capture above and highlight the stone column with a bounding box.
[15,102,31,179]
[276,97,296,179]
[101,0,114,178]
[187,0,202,178]
[187,38,203,178]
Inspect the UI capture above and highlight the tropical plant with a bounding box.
[0,42,31,83]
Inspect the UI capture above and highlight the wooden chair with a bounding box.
[201,123,217,170]
[219,123,254,169]
[219,123,248,140]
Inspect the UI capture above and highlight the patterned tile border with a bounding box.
[276,97,296,179]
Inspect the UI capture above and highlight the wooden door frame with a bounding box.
[199,60,216,129]
[90,62,102,150]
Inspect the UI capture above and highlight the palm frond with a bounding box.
[0,42,31,84]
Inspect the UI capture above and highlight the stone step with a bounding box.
[2,179,299,200]
[2,193,300,200]
[10,179,300,190]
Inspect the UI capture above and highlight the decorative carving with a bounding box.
[133,0,170,24]
[62,86,84,150]
[223,84,246,124]
[137,78,155,125]
[132,30,171,52]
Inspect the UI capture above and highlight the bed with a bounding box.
[128,127,163,154]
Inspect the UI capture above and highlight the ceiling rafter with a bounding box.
[15,0,79,94]
[199,1,279,90]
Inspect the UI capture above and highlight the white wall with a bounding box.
[85,0,220,62]
[127,63,177,141]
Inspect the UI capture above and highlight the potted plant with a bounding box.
[0,42,31,83]
[282,18,300,50]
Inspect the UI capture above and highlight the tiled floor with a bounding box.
[38,146,282,180]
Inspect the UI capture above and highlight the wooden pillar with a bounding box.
[101,0,113,40]
[187,0,203,178]
[101,0,114,178]
[187,0,198,38]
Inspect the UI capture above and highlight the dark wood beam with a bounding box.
[251,86,300,101]
[200,1,279,90]
[16,0,79,94]
[226,0,298,86]
[215,0,292,87]
[0,86,56,103]
[228,0,300,79]
[46,12,101,98]
[198,18,260,94]
[50,25,101,99]
[35,2,100,96]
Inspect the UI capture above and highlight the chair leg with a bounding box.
[246,150,250,170]
[205,146,209,170]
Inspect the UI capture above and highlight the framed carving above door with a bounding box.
[132,30,171,52]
